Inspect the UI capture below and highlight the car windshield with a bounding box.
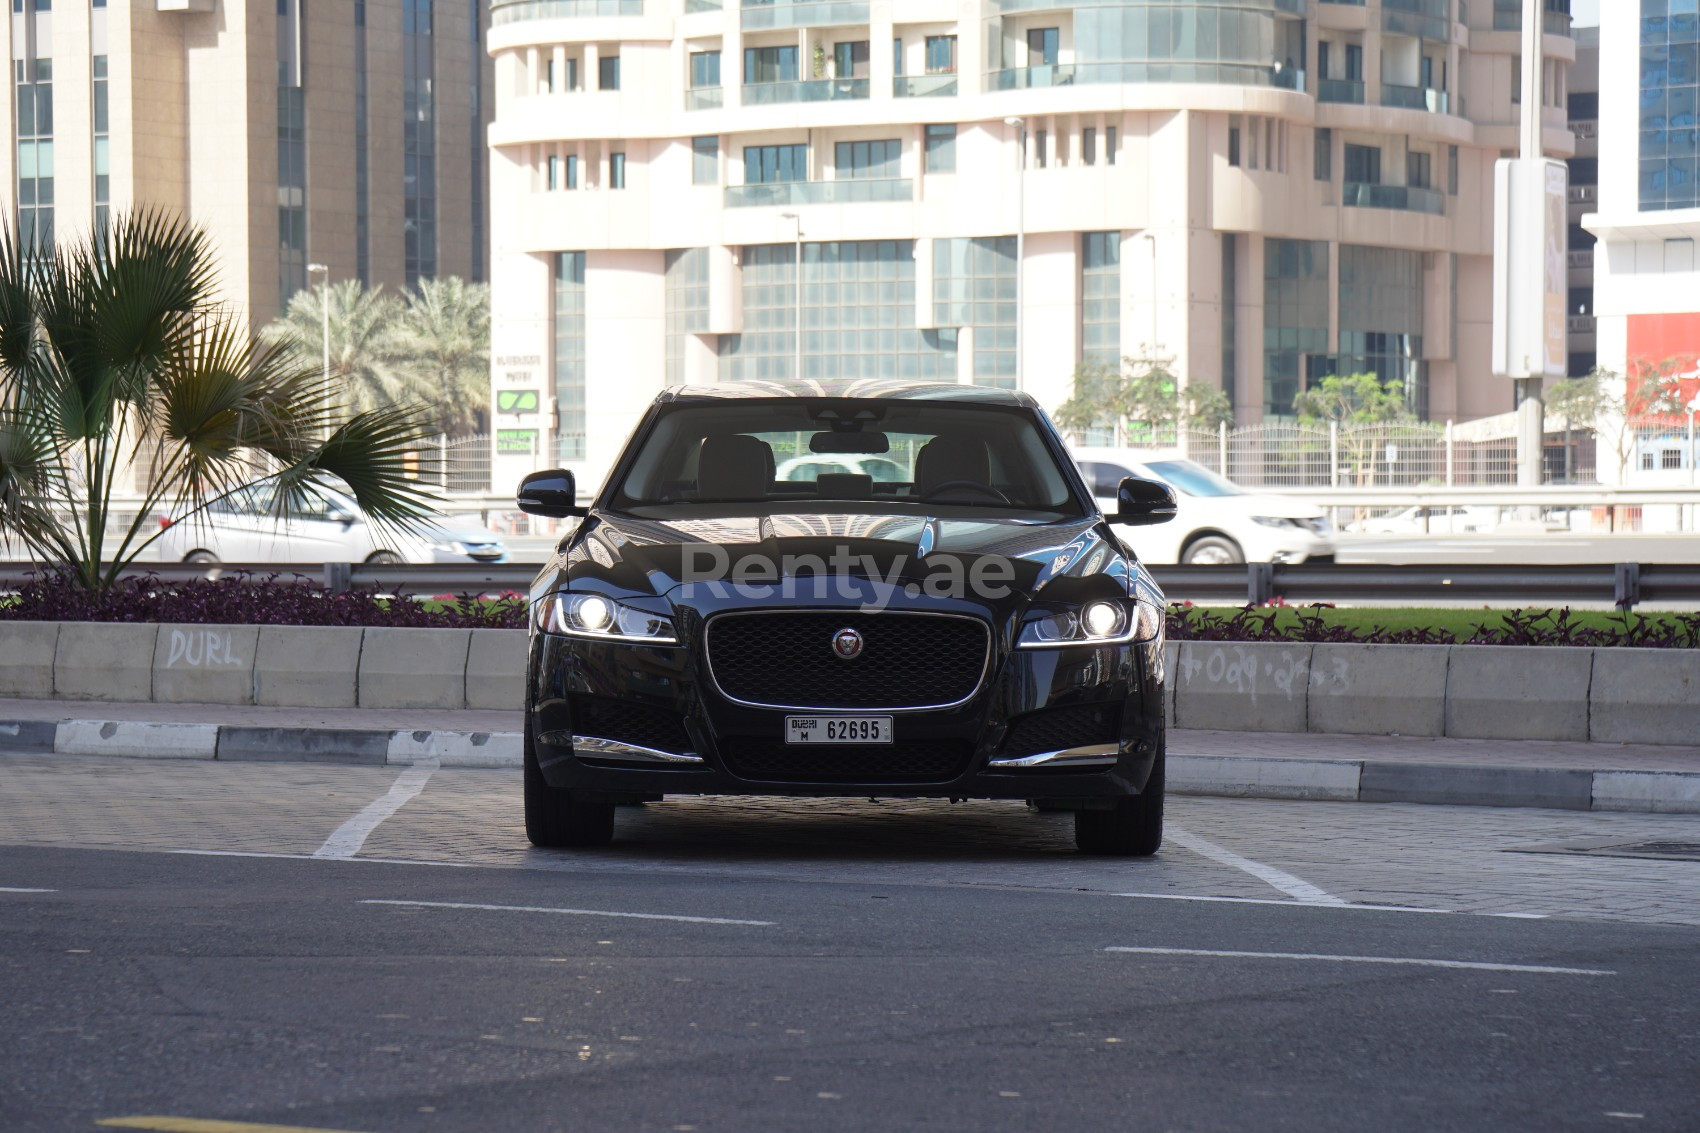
[1141,460,1250,498]
[610,399,1084,519]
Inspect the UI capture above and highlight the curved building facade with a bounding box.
[486,0,1576,486]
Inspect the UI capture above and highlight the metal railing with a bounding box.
[739,0,869,29]
[1318,78,1366,104]
[894,74,957,98]
[740,77,869,105]
[1382,83,1449,114]
[685,86,723,110]
[1342,182,1445,215]
[991,61,1304,91]
[490,0,641,23]
[725,178,912,208]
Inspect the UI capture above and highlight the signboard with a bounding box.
[1491,157,1569,379]
[496,429,538,456]
[497,389,541,415]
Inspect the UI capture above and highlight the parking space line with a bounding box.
[1115,892,1451,913]
[97,1116,374,1133]
[312,760,438,860]
[0,886,55,893]
[1105,946,1614,976]
[1165,824,1347,906]
[361,898,775,926]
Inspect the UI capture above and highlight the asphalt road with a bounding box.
[2,756,1699,1133]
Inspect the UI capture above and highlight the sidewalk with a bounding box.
[1,697,1696,813]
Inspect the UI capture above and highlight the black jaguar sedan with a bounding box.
[515,380,1177,855]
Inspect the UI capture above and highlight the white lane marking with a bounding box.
[1106,946,1614,976]
[1115,892,1450,914]
[361,898,774,927]
[0,886,56,893]
[312,759,438,860]
[171,850,482,868]
[1165,824,1346,906]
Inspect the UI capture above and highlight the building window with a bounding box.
[610,151,626,189]
[1106,126,1117,164]
[1568,90,1598,120]
[1027,27,1058,67]
[403,0,437,286]
[566,154,579,189]
[1263,239,1330,418]
[721,241,956,382]
[547,153,561,190]
[1314,128,1332,181]
[1448,144,1459,195]
[1081,232,1120,368]
[91,55,108,236]
[1035,129,1048,169]
[1568,156,1598,186]
[894,37,903,76]
[599,55,620,90]
[665,248,710,387]
[835,139,899,179]
[1228,117,1241,167]
[744,45,798,84]
[925,124,956,173]
[692,136,719,185]
[1083,127,1097,166]
[15,57,52,254]
[925,35,956,74]
[745,144,807,184]
[554,251,587,461]
[277,0,307,306]
[1407,151,1432,190]
[934,236,1017,388]
[1221,234,1237,418]
[1512,55,1522,103]
[690,50,720,88]
[1344,143,1381,185]
[1339,245,1427,419]
[834,40,869,79]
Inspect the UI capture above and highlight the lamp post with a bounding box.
[307,263,330,389]
[780,212,803,380]
[1004,116,1025,390]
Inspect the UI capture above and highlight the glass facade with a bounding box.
[469,0,485,281]
[692,136,720,184]
[404,0,438,286]
[934,236,1016,388]
[924,124,956,172]
[92,55,107,236]
[722,241,957,381]
[1081,232,1121,367]
[1221,233,1237,415]
[745,143,806,183]
[1640,0,1700,211]
[1338,245,1426,419]
[1262,238,1329,418]
[15,58,51,254]
[277,0,306,307]
[664,247,710,387]
[356,0,371,284]
[554,251,587,461]
[835,138,898,178]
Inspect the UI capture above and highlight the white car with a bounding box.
[774,453,912,484]
[1349,505,1498,535]
[155,482,508,565]
[1072,448,1335,565]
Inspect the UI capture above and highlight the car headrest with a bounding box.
[914,436,991,495]
[697,434,775,500]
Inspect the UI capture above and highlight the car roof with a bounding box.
[659,379,1039,409]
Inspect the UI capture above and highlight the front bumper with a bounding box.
[527,628,1164,801]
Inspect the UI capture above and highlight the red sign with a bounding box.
[1627,313,1700,421]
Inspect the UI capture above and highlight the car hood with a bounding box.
[530,510,1149,616]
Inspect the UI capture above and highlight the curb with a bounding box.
[3,718,1697,815]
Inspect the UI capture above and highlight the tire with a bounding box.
[524,724,615,848]
[365,550,405,565]
[1182,536,1244,566]
[184,551,220,564]
[1074,750,1164,856]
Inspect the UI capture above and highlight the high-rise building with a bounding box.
[487,0,1577,489]
[1588,0,1700,466]
[1566,24,1597,377]
[1,0,494,326]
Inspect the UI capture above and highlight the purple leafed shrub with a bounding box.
[1168,604,1700,649]
[0,571,529,629]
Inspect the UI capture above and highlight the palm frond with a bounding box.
[275,405,443,535]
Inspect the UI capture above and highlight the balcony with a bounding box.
[1343,182,1445,215]
[685,0,721,9]
[1319,78,1367,103]
[1569,184,1596,205]
[1568,249,1594,270]
[1383,0,1450,41]
[740,0,869,30]
[1568,315,1596,335]
[1491,7,1573,36]
[742,78,869,105]
[991,61,1304,91]
[894,74,957,98]
[686,86,724,110]
[725,178,913,208]
[1382,83,1450,114]
[1572,119,1597,139]
[490,0,641,24]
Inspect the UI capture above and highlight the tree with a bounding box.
[0,210,440,590]
[1548,365,1686,483]
[1293,372,1416,486]
[1054,353,1231,445]
[262,278,406,417]
[383,276,492,437]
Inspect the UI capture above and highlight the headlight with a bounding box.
[1250,516,1299,529]
[430,539,469,554]
[536,593,679,644]
[1017,598,1163,648]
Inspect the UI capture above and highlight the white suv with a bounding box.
[1073,448,1335,565]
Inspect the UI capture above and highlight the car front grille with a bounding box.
[1001,702,1121,760]
[705,611,989,709]
[571,695,694,754]
[722,739,973,784]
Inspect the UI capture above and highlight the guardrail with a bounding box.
[5,562,1698,610]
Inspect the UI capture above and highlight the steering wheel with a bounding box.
[919,480,1011,504]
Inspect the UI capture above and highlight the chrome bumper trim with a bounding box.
[571,735,704,765]
[986,742,1121,770]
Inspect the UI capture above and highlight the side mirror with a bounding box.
[517,469,587,518]
[327,509,357,527]
[1110,476,1177,526]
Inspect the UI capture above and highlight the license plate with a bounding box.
[785,716,893,744]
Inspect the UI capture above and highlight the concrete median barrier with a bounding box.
[55,719,219,759]
[253,626,363,708]
[1308,644,1449,738]
[0,621,58,698]
[152,624,260,705]
[1444,646,1593,742]
[1174,641,1312,733]
[1588,649,1700,746]
[358,628,473,710]
[53,623,158,701]
[465,630,526,710]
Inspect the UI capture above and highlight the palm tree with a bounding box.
[384,276,492,436]
[0,210,440,590]
[263,277,409,416]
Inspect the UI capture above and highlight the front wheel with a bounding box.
[524,726,615,848]
[1182,536,1244,566]
[365,550,405,565]
[1074,751,1164,856]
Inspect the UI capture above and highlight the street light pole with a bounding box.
[780,212,803,380]
[1514,0,1545,488]
[1004,116,1025,390]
